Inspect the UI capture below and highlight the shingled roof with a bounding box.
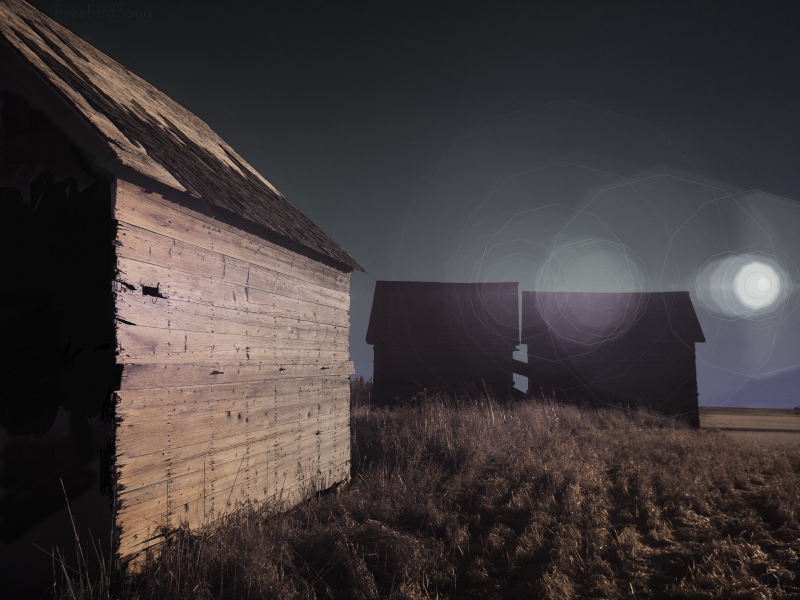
[0,0,362,271]
[366,281,520,348]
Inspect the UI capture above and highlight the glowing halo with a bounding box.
[695,251,793,321]
[733,261,781,310]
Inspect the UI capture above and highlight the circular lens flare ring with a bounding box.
[733,261,781,310]
[695,250,794,322]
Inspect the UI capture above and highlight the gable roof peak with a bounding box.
[0,0,362,271]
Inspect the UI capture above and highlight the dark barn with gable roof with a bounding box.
[517,291,705,425]
[0,0,361,593]
[366,281,519,405]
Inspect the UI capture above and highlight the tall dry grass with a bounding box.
[56,391,800,599]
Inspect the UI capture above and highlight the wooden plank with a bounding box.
[115,181,351,292]
[116,322,345,353]
[119,361,353,390]
[117,376,347,406]
[118,410,350,460]
[117,450,351,546]
[247,428,345,488]
[116,331,350,366]
[232,422,338,476]
[117,433,345,510]
[116,406,348,464]
[247,469,348,515]
[117,425,348,489]
[116,323,349,362]
[115,376,347,414]
[116,383,347,424]
[116,292,349,340]
[117,467,350,557]
[116,406,348,468]
[115,258,350,327]
[116,445,347,535]
[132,450,350,538]
[116,416,348,504]
[116,400,348,470]
[117,223,350,308]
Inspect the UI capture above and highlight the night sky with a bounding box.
[28,0,800,407]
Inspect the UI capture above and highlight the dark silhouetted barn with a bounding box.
[0,1,360,593]
[517,291,704,425]
[366,281,519,405]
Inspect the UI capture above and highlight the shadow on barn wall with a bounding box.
[0,90,118,594]
[518,291,704,426]
[366,281,520,405]
[366,284,704,427]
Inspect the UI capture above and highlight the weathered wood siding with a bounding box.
[112,180,353,559]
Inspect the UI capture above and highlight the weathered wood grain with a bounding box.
[117,462,350,557]
[119,449,349,534]
[116,406,348,465]
[115,411,347,487]
[115,407,350,556]
[116,324,350,363]
[116,181,351,291]
[119,361,353,390]
[117,223,350,307]
[111,183,353,562]
[116,375,346,409]
[117,422,347,496]
[116,258,350,327]
[116,385,346,425]
[117,432,346,511]
[116,290,349,339]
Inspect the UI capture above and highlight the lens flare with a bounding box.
[733,261,781,310]
[696,252,792,321]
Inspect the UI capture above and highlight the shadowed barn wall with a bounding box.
[0,89,118,597]
[519,291,704,426]
[366,281,519,405]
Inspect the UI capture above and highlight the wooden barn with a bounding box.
[517,291,704,425]
[0,0,361,593]
[366,281,519,405]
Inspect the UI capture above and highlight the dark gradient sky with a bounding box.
[27,0,800,406]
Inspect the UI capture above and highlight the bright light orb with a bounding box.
[733,261,781,310]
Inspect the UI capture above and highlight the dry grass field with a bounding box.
[56,383,800,599]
